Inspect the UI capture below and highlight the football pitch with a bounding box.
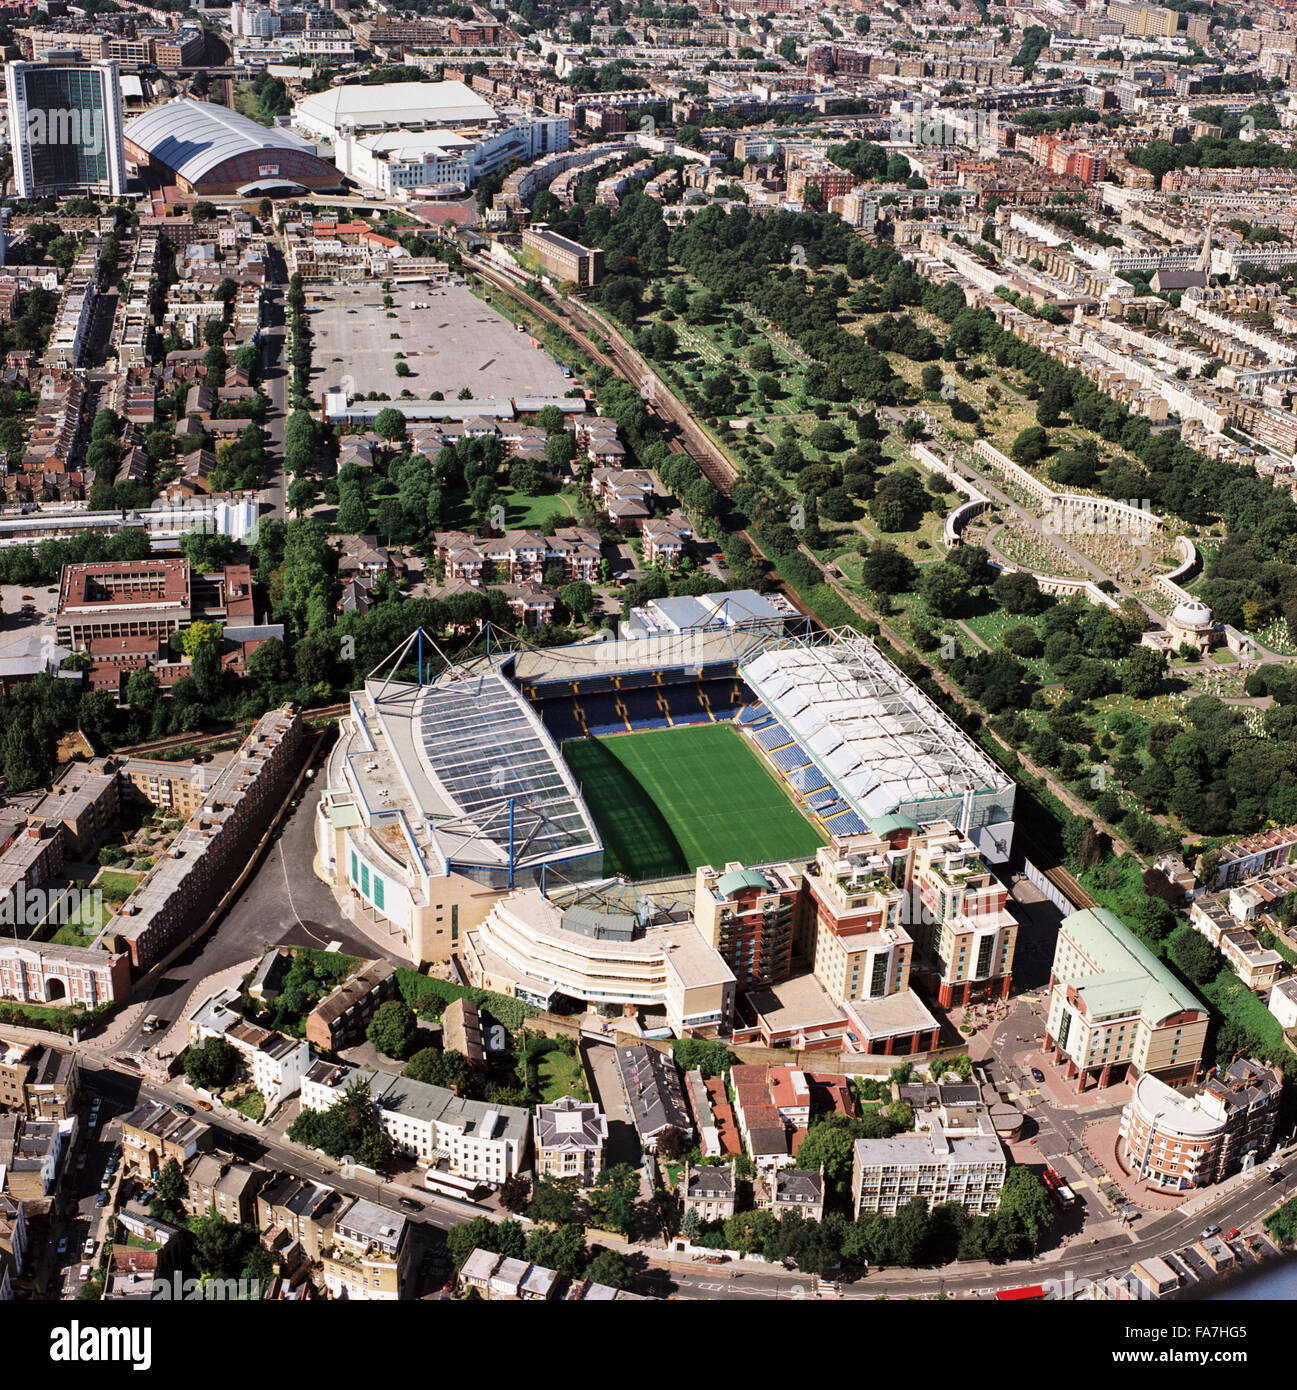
[562,723,827,881]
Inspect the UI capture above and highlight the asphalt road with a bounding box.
[259,286,288,520]
[113,772,388,1056]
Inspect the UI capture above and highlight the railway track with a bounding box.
[119,703,349,758]
[465,257,738,499]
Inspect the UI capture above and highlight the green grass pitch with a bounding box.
[563,722,827,880]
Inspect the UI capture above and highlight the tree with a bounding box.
[500,1174,531,1214]
[996,1167,1054,1251]
[447,1216,498,1267]
[861,543,917,595]
[725,1209,779,1255]
[585,1249,636,1291]
[153,1157,186,1217]
[1002,623,1042,658]
[376,497,404,546]
[656,1125,688,1159]
[671,1038,733,1078]
[287,477,318,517]
[808,421,846,453]
[525,1224,587,1278]
[589,1164,639,1238]
[509,458,545,495]
[1122,646,1166,699]
[560,580,595,622]
[992,569,1044,614]
[405,1047,470,1091]
[1127,893,1176,942]
[545,431,576,472]
[366,999,416,1059]
[528,1176,579,1225]
[185,1036,238,1092]
[920,562,971,617]
[1170,926,1224,985]
[336,480,368,535]
[796,1114,875,1194]
[373,407,406,441]
[1011,426,1049,467]
[126,666,159,715]
[181,620,221,659]
[187,1211,262,1279]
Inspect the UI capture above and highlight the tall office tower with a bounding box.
[5,55,127,199]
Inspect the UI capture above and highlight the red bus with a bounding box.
[995,1285,1047,1301]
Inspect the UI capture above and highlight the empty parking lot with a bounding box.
[308,279,571,401]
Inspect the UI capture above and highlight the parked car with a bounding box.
[1269,1170,1286,1185]
[398,1197,423,1213]
[1030,1067,1045,1084]
[1226,1228,1240,1241]
[82,1239,95,1258]
[196,1100,212,1112]
[95,1193,107,1208]
[56,1237,68,1255]
[1201,1224,1221,1240]
[172,1103,195,1117]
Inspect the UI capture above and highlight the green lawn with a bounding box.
[443,485,577,532]
[563,723,826,880]
[93,870,142,901]
[537,1049,587,1102]
[48,894,105,947]
[232,1089,266,1122]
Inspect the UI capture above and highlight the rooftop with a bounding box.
[125,99,320,185]
[1057,907,1204,1025]
[740,631,1015,823]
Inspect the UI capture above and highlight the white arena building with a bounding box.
[291,80,569,195]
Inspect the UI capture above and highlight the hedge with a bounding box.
[0,1000,115,1034]
[395,969,540,1031]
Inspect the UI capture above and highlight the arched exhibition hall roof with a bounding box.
[125,98,321,185]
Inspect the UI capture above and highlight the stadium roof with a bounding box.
[124,98,318,185]
[294,80,496,132]
[741,632,1014,822]
[362,669,601,873]
[451,628,778,686]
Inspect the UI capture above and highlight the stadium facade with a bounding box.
[317,625,1017,991]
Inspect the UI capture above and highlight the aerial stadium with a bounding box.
[123,98,342,196]
[315,621,1016,970]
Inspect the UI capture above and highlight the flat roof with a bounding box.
[295,79,496,130]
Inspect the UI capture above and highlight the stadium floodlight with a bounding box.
[367,624,452,697]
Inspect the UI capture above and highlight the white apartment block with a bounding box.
[851,1127,1006,1217]
[186,986,310,1113]
[300,1060,528,1185]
